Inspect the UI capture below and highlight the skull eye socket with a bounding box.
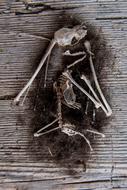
[71,36,77,45]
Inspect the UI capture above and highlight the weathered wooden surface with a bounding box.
[0,0,127,189]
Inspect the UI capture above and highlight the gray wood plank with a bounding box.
[0,0,127,189]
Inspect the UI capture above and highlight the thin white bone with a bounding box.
[59,75,80,109]
[34,126,60,137]
[85,89,90,115]
[77,132,93,151]
[84,41,112,116]
[48,147,53,157]
[89,55,112,116]
[14,25,87,103]
[81,75,99,101]
[67,55,86,69]
[62,71,101,109]
[72,102,81,109]
[86,129,105,138]
[81,74,110,116]
[92,108,96,123]
[62,125,93,151]
[44,53,51,88]
[62,100,81,110]
[34,118,59,137]
[14,39,56,103]
[20,86,30,106]
[63,80,76,105]
[63,50,86,56]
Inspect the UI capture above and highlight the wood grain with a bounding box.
[0,0,127,189]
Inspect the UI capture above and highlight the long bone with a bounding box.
[14,25,87,103]
[34,81,63,137]
[34,126,60,137]
[67,55,86,69]
[10,31,51,105]
[14,39,56,103]
[62,70,101,109]
[63,50,86,56]
[34,120,93,151]
[86,129,105,138]
[34,81,61,137]
[84,41,112,116]
[81,74,109,116]
[34,118,59,137]
[63,50,86,69]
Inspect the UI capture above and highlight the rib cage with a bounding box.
[55,74,81,110]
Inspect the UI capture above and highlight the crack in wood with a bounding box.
[96,17,127,20]
[15,6,78,15]
[0,1,78,15]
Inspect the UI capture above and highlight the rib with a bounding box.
[63,50,86,56]
[62,70,101,109]
[67,55,86,69]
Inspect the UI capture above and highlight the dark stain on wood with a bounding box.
[0,0,127,189]
[23,16,112,172]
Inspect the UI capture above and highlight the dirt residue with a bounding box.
[25,16,112,172]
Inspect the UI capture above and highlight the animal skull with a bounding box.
[54,25,87,46]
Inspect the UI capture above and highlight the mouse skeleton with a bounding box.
[14,25,112,151]
[14,25,112,117]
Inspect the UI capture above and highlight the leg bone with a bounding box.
[34,118,59,137]
[81,74,110,116]
[86,129,105,138]
[84,41,112,116]
[14,39,56,103]
[62,70,101,109]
